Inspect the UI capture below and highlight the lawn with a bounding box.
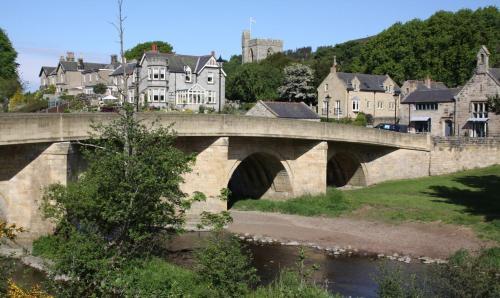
[232,165,500,242]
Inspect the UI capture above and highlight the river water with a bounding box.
[7,232,427,297]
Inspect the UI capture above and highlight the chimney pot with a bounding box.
[66,52,75,62]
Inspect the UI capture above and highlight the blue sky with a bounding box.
[1,0,498,91]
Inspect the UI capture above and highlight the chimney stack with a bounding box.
[330,55,337,73]
[77,58,84,70]
[66,52,75,62]
[424,75,431,89]
[111,54,118,64]
[60,55,65,62]
[151,43,158,52]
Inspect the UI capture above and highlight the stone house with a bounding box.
[317,58,401,124]
[242,30,283,63]
[136,45,226,111]
[454,46,500,137]
[400,78,447,98]
[400,88,460,136]
[43,52,109,96]
[108,62,138,103]
[246,100,320,121]
[38,67,56,89]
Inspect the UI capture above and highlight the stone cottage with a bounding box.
[454,46,500,137]
[317,57,400,124]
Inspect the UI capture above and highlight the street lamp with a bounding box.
[324,95,331,121]
[216,55,225,113]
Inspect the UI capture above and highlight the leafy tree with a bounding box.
[41,105,196,255]
[0,28,20,111]
[8,89,24,111]
[0,78,20,112]
[222,55,242,77]
[488,94,500,114]
[0,28,18,81]
[124,41,173,61]
[93,82,107,95]
[278,63,316,104]
[42,84,56,95]
[226,62,282,102]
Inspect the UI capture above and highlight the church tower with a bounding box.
[242,30,251,64]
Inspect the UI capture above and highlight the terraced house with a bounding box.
[317,57,400,124]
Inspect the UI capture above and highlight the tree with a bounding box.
[0,28,18,81]
[124,41,173,61]
[226,63,282,102]
[278,63,316,104]
[7,89,24,111]
[93,83,107,95]
[0,28,20,111]
[41,106,196,255]
[488,94,500,114]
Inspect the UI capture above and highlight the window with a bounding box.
[324,84,329,92]
[207,72,214,84]
[334,100,342,116]
[153,68,159,80]
[148,68,152,80]
[352,99,360,112]
[128,90,134,103]
[207,91,216,103]
[377,101,383,109]
[160,89,165,102]
[416,103,437,110]
[160,68,166,80]
[185,66,192,82]
[471,102,488,118]
[389,102,395,110]
[153,89,159,101]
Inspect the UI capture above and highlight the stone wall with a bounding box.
[430,137,500,175]
[0,142,73,244]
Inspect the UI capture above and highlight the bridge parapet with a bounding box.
[0,113,430,151]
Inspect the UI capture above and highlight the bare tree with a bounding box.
[111,0,133,110]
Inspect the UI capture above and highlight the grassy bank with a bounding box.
[232,165,500,242]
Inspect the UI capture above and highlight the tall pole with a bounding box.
[218,65,221,113]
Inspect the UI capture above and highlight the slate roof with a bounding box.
[110,63,138,76]
[141,51,213,73]
[405,80,448,91]
[489,68,500,84]
[260,101,320,119]
[39,66,56,77]
[402,88,461,104]
[58,61,108,72]
[336,72,400,93]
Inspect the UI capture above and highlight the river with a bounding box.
[6,232,428,297]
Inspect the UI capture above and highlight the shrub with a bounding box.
[195,234,258,297]
[250,270,336,298]
[433,248,500,298]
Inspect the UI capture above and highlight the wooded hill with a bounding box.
[225,6,500,103]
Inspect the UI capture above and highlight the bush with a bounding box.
[353,112,367,126]
[250,270,336,298]
[375,263,426,298]
[195,234,258,297]
[433,248,500,298]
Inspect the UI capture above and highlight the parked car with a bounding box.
[375,123,408,133]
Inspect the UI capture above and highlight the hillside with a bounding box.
[224,6,500,103]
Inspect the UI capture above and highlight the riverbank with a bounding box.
[227,210,492,260]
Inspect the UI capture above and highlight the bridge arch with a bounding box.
[327,151,367,187]
[227,152,293,208]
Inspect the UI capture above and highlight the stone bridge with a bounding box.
[0,113,498,241]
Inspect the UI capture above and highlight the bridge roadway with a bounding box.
[0,113,430,151]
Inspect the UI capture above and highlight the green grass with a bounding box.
[232,165,500,242]
[233,188,352,217]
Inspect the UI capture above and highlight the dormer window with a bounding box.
[185,66,192,83]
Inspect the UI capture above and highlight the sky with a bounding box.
[1,0,498,91]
